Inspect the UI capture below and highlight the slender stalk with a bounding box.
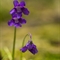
[22,34,28,47]
[20,33,32,60]
[12,27,16,60]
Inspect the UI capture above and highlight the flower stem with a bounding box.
[22,34,28,47]
[12,27,16,60]
[20,33,32,60]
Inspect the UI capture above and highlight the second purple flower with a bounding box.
[20,40,38,55]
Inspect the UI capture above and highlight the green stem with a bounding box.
[22,34,29,47]
[12,27,16,60]
[20,34,32,60]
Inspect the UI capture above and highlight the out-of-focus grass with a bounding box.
[1,47,60,60]
[0,23,60,60]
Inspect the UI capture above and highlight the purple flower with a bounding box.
[10,0,29,16]
[8,0,29,27]
[10,8,22,18]
[8,17,26,27]
[20,40,38,55]
[20,46,27,52]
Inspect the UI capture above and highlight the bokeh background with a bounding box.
[0,0,60,60]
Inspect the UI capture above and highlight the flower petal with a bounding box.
[29,45,38,54]
[21,18,26,24]
[11,12,22,19]
[26,40,33,49]
[13,0,19,7]
[20,46,27,52]
[8,19,14,26]
[14,23,22,27]
[21,7,29,15]
[19,1,25,7]
[17,12,22,18]
[12,13,17,18]
[10,8,16,15]
[18,18,26,24]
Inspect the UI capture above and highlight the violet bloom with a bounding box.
[8,0,29,27]
[10,0,29,18]
[20,40,38,55]
[8,17,26,27]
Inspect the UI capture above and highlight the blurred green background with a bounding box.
[0,0,60,60]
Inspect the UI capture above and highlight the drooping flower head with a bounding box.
[20,40,38,55]
[8,0,29,27]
